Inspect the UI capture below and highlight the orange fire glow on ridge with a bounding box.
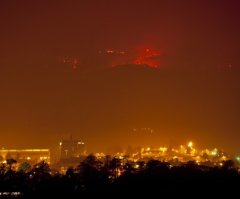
[59,47,162,69]
[134,48,161,68]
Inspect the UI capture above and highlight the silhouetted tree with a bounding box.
[31,161,51,178]
[223,160,234,169]
[110,157,122,178]
[0,163,6,175]
[0,155,238,198]
[146,159,161,170]
[66,167,75,178]
[18,161,31,173]
[185,160,198,169]
[104,155,112,169]
[124,162,135,174]
[81,154,98,168]
[6,158,17,170]
[136,161,145,170]
[76,154,108,192]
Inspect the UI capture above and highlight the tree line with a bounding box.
[0,155,239,198]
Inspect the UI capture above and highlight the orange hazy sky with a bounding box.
[0,0,240,153]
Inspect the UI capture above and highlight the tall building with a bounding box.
[59,135,85,160]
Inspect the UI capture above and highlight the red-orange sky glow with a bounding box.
[0,0,240,154]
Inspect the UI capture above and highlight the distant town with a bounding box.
[1,136,240,175]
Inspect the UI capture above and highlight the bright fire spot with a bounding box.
[134,48,161,68]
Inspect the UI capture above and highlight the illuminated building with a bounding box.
[56,136,86,173]
[0,149,50,165]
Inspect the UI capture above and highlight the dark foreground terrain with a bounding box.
[0,156,239,198]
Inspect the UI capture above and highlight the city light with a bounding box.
[78,142,84,145]
[0,140,237,172]
[0,149,50,165]
[211,149,218,156]
[188,141,193,148]
[0,149,49,152]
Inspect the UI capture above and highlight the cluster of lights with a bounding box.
[78,141,85,145]
[101,49,126,55]
[125,141,231,165]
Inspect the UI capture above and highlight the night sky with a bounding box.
[0,0,240,153]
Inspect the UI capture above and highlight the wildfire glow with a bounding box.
[134,48,161,68]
